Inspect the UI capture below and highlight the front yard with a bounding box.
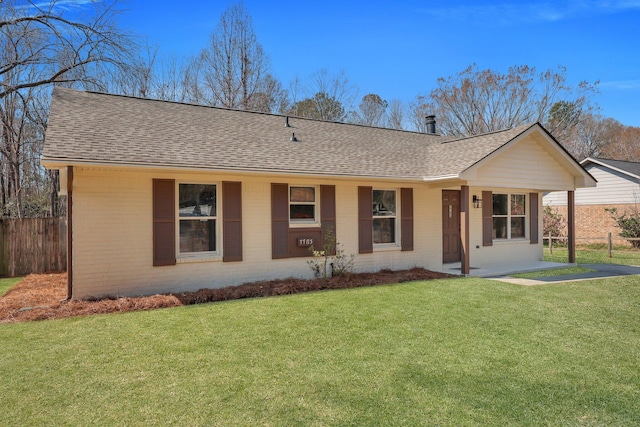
[2,274,639,425]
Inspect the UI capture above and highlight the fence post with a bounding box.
[608,232,612,258]
[549,231,553,255]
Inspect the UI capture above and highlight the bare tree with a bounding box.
[287,69,357,122]
[246,73,289,113]
[1,0,132,99]
[306,69,357,120]
[193,2,280,111]
[348,93,388,127]
[417,64,598,137]
[386,99,405,130]
[409,95,430,133]
[0,0,133,217]
[600,122,640,161]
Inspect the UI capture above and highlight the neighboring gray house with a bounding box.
[543,157,640,243]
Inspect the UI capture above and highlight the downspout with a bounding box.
[65,166,73,300]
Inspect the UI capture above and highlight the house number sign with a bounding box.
[297,237,314,247]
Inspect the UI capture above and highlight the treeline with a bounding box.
[1,1,639,218]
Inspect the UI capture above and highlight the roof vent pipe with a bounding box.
[425,115,436,134]
[290,132,298,142]
[285,116,291,127]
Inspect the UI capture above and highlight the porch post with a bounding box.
[460,185,470,274]
[568,190,576,264]
[66,166,73,300]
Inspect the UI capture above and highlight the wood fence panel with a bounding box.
[0,218,67,277]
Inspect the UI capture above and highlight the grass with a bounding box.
[544,246,640,265]
[0,277,22,296]
[2,276,640,425]
[510,266,595,279]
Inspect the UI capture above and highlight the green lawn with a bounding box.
[0,277,22,296]
[544,246,640,265]
[2,276,640,426]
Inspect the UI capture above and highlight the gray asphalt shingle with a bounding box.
[43,88,537,180]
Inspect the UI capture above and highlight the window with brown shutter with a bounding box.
[482,190,493,247]
[358,186,373,254]
[401,188,413,251]
[272,183,289,259]
[321,185,336,254]
[153,179,176,266]
[530,192,539,244]
[223,182,243,261]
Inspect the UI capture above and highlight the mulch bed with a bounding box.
[0,268,454,324]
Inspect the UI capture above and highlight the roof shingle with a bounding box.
[42,88,537,181]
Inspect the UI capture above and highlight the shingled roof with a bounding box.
[42,87,541,181]
[582,158,640,179]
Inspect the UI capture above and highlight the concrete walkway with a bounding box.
[487,263,640,286]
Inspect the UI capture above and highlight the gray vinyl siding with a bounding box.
[543,164,640,206]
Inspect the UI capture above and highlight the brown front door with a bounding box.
[442,190,461,263]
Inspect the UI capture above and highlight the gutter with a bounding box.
[41,157,435,184]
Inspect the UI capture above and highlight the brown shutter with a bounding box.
[321,185,336,254]
[358,186,373,254]
[529,192,539,244]
[153,179,176,266]
[401,188,414,251]
[272,183,289,259]
[482,190,493,247]
[222,181,243,261]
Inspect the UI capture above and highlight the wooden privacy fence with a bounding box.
[0,218,67,277]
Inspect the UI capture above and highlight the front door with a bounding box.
[442,190,461,263]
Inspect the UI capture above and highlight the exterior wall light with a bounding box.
[473,195,482,209]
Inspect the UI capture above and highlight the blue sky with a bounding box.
[90,1,640,126]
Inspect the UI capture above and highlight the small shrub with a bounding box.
[606,207,640,248]
[307,226,356,278]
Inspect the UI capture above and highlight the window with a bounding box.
[289,186,317,224]
[179,183,217,253]
[373,189,397,244]
[492,193,526,240]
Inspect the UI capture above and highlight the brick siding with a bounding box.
[551,203,634,245]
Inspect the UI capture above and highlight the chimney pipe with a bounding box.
[425,115,436,134]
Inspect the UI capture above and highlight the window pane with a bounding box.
[511,217,525,238]
[290,187,315,203]
[511,194,526,216]
[373,218,395,243]
[492,194,508,215]
[180,220,216,252]
[373,190,396,216]
[179,184,216,217]
[493,217,507,239]
[290,204,315,220]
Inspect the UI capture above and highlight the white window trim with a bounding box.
[176,181,221,258]
[373,188,400,247]
[493,193,527,241]
[289,185,321,228]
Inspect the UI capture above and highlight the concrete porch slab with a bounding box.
[440,261,571,278]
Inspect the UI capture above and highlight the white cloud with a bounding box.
[601,79,640,90]
[16,0,98,13]
[417,1,640,25]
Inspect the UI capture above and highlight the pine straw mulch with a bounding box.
[0,268,455,324]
